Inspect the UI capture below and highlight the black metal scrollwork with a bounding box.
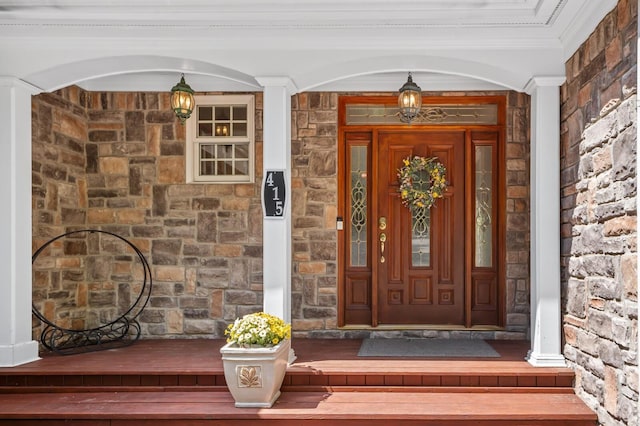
[31,229,152,355]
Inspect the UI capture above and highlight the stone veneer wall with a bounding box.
[32,87,89,331]
[290,91,531,339]
[32,88,265,339]
[32,87,531,341]
[560,1,638,425]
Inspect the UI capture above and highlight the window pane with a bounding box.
[235,160,249,175]
[214,124,230,137]
[475,146,493,267]
[411,208,430,267]
[233,122,247,137]
[200,144,215,159]
[235,143,249,159]
[217,161,233,175]
[217,144,233,159]
[215,106,231,120]
[198,106,212,121]
[199,123,213,137]
[233,106,247,120]
[200,160,215,176]
[349,146,367,267]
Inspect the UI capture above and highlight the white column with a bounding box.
[524,77,566,367]
[0,77,41,366]
[255,77,297,361]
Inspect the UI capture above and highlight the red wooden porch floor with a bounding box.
[0,339,597,425]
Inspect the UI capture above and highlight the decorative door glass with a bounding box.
[474,145,493,267]
[350,146,368,267]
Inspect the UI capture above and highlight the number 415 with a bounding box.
[266,172,284,216]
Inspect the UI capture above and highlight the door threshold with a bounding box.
[340,324,504,331]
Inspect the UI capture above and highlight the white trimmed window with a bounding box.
[186,94,255,183]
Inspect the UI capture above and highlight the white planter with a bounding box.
[220,339,290,408]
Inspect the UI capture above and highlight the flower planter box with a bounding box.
[220,339,290,408]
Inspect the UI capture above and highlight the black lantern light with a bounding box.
[170,74,195,124]
[398,72,422,124]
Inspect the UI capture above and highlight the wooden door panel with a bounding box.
[377,131,465,325]
[409,276,432,304]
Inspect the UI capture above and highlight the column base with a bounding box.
[0,340,40,367]
[526,350,566,367]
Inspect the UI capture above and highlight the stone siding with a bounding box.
[290,91,531,339]
[32,88,265,340]
[560,1,638,424]
[32,87,531,341]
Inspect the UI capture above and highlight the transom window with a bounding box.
[186,94,255,183]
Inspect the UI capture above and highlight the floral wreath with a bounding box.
[397,156,447,210]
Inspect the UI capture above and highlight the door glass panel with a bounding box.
[350,146,367,267]
[411,207,430,267]
[475,146,493,267]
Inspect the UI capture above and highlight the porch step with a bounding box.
[0,368,575,393]
[0,390,597,425]
[0,339,597,424]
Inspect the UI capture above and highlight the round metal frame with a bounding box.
[31,229,153,355]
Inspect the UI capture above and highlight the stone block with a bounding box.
[236,245,259,259]
[612,131,636,181]
[192,198,220,210]
[151,239,182,265]
[299,262,326,275]
[88,290,116,307]
[587,276,620,300]
[157,156,184,184]
[183,308,210,319]
[302,307,336,319]
[221,198,250,210]
[197,212,217,242]
[160,141,184,156]
[166,309,183,334]
[99,157,129,175]
[125,111,145,142]
[154,265,185,282]
[184,319,216,334]
[89,130,119,142]
[197,268,229,288]
[59,112,87,141]
[589,308,614,341]
[225,290,257,305]
[146,111,176,124]
[308,151,336,176]
[599,338,623,368]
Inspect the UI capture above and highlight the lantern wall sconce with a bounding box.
[170,73,195,124]
[398,72,422,124]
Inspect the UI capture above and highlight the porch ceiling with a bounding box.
[0,0,618,93]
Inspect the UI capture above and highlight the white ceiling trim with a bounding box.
[0,0,619,93]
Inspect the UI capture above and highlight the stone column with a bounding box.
[0,77,41,366]
[525,77,567,367]
[255,77,297,362]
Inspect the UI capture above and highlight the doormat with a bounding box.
[357,338,501,358]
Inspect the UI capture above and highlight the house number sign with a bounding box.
[262,170,286,218]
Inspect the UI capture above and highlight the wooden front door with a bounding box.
[338,96,505,328]
[377,131,465,325]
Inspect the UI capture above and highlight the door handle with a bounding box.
[379,232,387,263]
